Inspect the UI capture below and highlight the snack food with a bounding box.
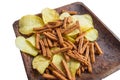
[15,8,103,80]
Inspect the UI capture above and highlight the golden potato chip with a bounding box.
[26,34,35,47]
[15,36,38,56]
[66,29,80,38]
[67,59,80,78]
[64,36,75,43]
[85,28,98,41]
[19,15,44,35]
[59,12,71,20]
[52,51,65,71]
[72,14,94,32]
[42,8,59,24]
[32,55,50,74]
[84,14,93,22]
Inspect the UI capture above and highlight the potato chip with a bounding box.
[19,15,44,35]
[42,8,59,24]
[67,59,80,78]
[15,36,38,56]
[59,12,71,20]
[32,55,50,74]
[26,34,35,47]
[64,36,75,43]
[52,51,65,71]
[85,28,98,41]
[72,14,94,32]
[66,29,80,38]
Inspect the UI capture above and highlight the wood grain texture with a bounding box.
[13,2,120,80]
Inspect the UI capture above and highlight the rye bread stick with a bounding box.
[80,41,89,54]
[64,41,73,49]
[62,23,78,35]
[56,28,64,46]
[78,37,84,53]
[35,33,40,49]
[43,37,48,47]
[90,43,95,63]
[62,10,77,15]
[63,53,70,62]
[76,68,81,77]
[61,60,72,80]
[42,73,57,79]
[94,41,103,55]
[63,37,77,50]
[52,70,67,80]
[37,29,52,34]
[46,38,53,48]
[87,56,92,73]
[46,47,51,58]
[39,39,46,56]
[48,20,63,28]
[43,32,57,41]
[85,45,90,59]
[63,17,67,28]
[50,63,66,77]
[75,32,86,42]
[67,51,88,66]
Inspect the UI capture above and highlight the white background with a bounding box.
[0,0,120,80]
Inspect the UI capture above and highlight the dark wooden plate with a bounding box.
[13,2,120,80]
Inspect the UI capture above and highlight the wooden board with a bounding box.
[13,2,120,80]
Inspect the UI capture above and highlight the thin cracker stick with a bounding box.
[85,45,90,59]
[62,23,78,35]
[56,28,64,46]
[53,41,59,47]
[50,63,66,77]
[76,68,81,77]
[46,38,53,48]
[81,66,85,73]
[52,70,67,80]
[43,32,57,41]
[42,73,57,79]
[80,41,89,54]
[46,47,51,58]
[36,29,52,34]
[87,56,92,73]
[78,37,84,53]
[63,17,67,29]
[63,38,77,50]
[63,53,70,62]
[64,41,73,49]
[94,41,103,55]
[48,20,63,28]
[61,60,72,80]
[52,47,71,54]
[43,37,48,47]
[62,10,77,15]
[67,51,88,66]
[67,16,73,23]
[90,43,95,63]
[46,32,57,38]
[39,39,46,56]
[75,32,86,42]
[35,33,40,49]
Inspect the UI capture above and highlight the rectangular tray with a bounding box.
[13,2,120,80]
